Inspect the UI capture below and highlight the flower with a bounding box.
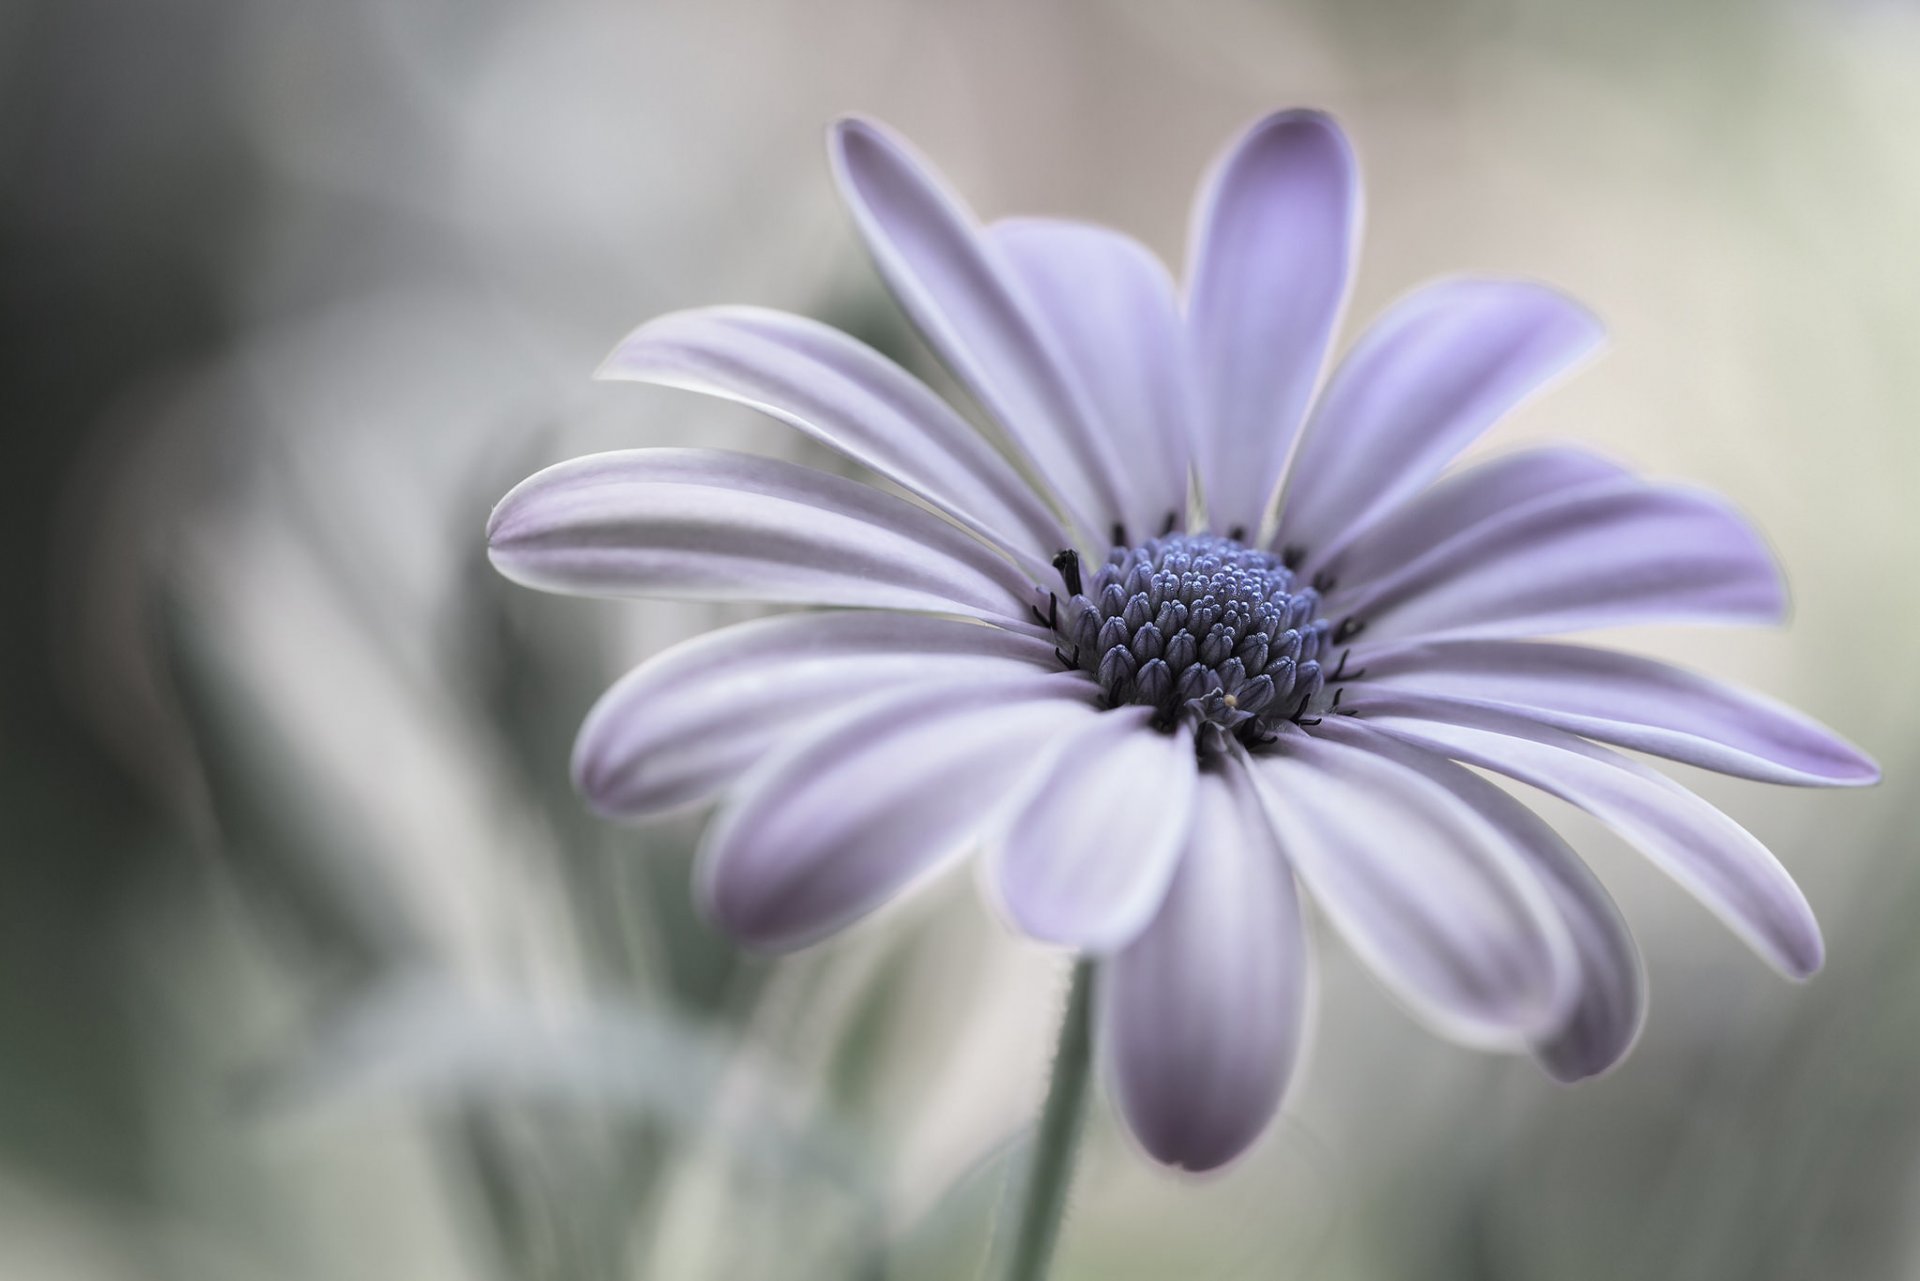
[487,111,1878,1171]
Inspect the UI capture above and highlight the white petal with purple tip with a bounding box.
[1277,278,1604,564]
[1102,760,1308,1172]
[1186,109,1359,536]
[1353,638,1878,787]
[598,306,1069,569]
[1341,479,1786,642]
[1250,726,1578,1047]
[575,612,1056,817]
[991,710,1196,951]
[829,117,1125,537]
[699,677,1098,951]
[1335,725,1646,1082]
[1317,446,1631,589]
[487,448,1037,624]
[1351,692,1824,978]
[990,219,1194,543]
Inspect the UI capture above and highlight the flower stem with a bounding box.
[993,958,1096,1281]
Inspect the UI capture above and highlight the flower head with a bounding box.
[488,111,1878,1171]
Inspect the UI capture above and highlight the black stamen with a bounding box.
[1227,525,1246,542]
[1160,510,1178,536]
[1051,548,1083,596]
[1329,648,1364,682]
[1331,687,1344,709]
[1333,617,1366,644]
[1281,544,1305,570]
[1111,522,1127,547]
[1297,716,1323,727]
[1312,569,1338,594]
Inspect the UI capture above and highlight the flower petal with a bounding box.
[575,612,1056,817]
[829,117,1124,537]
[699,678,1098,950]
[988,218,1194,543]
[1316,446,1630,590]
[1276,279,1604,563]
[597,306,1070,571]
[991,710,1196,951]
[1356,638,1879,787]
[1102,760,1308,1171]
[1338,479,1787,642]
[1249,726,1577,1047]
[1338,727,1646,1082]
[487,448,1037,624]
[1349,691,1824,978]
[1185,110,1359,536]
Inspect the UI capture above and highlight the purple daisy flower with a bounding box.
[488,111,1878,1172]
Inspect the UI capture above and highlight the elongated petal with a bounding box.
[1350,691,1824,977]
[1102,761,1308,1171]
[1340,480,1786,642]
[989,219,1193,542]
[829,117,1124,535]
[575,612,1056,817]
[992,711,1196,951]
[699,678,1098,950]
[1356,638,1879,787]
[1185,110,1359,536]
[1277,279,1604,563]
[598,306,1069,569]
[488,448,1036,624]
[1250,727,1577,1047]
[1317,447,1630,589]
[1331,723,1645,1082]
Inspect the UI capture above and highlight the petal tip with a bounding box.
[1129,1114,1266,1175]
[694,842,810,954]
[484,495,514,546]
[1784,934,1824,982]
[568,733,629,820]
[826,113,905,179]
[1209,107,1359,209]
[1240,106,1352,156]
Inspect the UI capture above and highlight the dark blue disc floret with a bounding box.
[1054,533,1348,758]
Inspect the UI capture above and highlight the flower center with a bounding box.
[1049,534,1357,758]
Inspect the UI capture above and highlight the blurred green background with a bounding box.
[4,0,1917,1276]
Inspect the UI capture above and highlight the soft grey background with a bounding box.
[4,0,1916,1277]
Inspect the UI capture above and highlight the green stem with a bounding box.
[993,959,1096,1281]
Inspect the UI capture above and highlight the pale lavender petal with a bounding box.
[1277,279,1604,563]
[1102,761,1307,1171]
[992,710,1196,950]
[1350,691,1824,978]
[1182,107,1351,533]
[1338,724,1645,1082]
[829,117,1123,536]
[1316,447,1630,589]
[1185,110,1359,536]
[575,612,1056,817]
[1339,480,1787,642]
[989,219,1193,542]
[1250,726,1577,1046]
[699,678,1098,950]
[487,448,1036,624]
[1356,638,1879,787]
[597,306,1069,570]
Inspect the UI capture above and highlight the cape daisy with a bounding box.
[488,111,1878,1171]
